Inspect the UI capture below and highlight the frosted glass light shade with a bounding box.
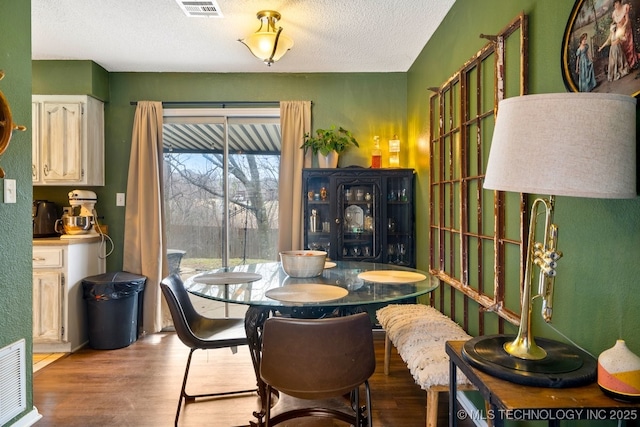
[241,32,293,64]
[484,93,637,199]
[239,10,293,66]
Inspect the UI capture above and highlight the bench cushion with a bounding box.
[377,304,472,390]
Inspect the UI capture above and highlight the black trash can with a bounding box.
[82,271,147,350]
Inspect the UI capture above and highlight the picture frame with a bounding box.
[561,0,640,97]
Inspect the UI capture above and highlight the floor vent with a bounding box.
[174,0,223,18]
[0,339,26,425]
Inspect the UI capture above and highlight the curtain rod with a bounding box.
[129,101,313,107]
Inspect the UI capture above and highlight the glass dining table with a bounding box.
[184,260,439,425]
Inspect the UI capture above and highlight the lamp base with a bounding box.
[462,334,597,388]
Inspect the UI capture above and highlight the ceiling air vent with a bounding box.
[175,0,223,18]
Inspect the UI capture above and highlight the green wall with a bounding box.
[32,60,109,101]
[26,2,640,425]
[34,71,407,272]
[0,1,35,424]
[409,1,640,425]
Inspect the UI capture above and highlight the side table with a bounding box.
[446,340,640,427]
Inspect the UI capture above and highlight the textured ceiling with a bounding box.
[31,0,455,73]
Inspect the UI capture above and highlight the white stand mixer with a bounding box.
[58,190,100,239]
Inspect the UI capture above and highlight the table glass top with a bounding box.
[184,261,438,307]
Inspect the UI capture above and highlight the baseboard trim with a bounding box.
[9,407,42,427]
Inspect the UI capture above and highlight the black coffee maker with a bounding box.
[32,200,59,237]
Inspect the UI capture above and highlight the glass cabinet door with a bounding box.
[337,179,381,262]
[304,174,333,256]
[384,174,413,266]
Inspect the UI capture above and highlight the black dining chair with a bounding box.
[259,312,376,427]
[160,274,256,426]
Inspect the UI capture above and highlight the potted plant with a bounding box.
[301,126,359,168]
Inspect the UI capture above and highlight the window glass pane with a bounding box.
[162,109,280,280]
[164,152,279,271]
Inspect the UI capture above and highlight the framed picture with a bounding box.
[561,0,640,97]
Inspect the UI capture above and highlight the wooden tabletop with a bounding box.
[446,340,640,424]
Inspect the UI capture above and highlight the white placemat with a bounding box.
[194,272,262,285]
[357,270,427,284]
[265,284,348,303]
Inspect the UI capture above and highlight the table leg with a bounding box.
[450,358,457,427]
[245,305,272,426]
[493,403,504,427]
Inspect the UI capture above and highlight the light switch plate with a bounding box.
[116,193,125,206]
[3,179,16,203]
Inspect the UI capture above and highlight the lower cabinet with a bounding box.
[33,271,63,343]
[33,239,106,353]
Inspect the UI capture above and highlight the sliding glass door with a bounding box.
[162,108,281,278]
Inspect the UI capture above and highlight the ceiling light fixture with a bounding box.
[239,10,293,66]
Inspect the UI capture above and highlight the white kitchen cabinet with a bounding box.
[32,95,104,186]
[31,100,41,183]
[33,238,106,353]
[33,271,63,342]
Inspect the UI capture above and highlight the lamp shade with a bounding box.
[484,93,637,199]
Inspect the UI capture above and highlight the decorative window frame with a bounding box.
[428,13,528,333]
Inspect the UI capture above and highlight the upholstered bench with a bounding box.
[376,304,474,427]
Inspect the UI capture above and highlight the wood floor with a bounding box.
[33,353,66,373]
[33,331,469,427]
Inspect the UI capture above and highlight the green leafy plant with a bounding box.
[301,126,359,156]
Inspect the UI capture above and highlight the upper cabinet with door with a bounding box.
[32,95,104,186]
[303,167,415,267]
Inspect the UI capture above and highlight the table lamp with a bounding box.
[462,92,637,387]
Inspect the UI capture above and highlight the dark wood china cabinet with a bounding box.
[302,167,415,268]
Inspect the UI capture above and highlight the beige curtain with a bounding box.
[278,101,312,252]
[123,101,168,334]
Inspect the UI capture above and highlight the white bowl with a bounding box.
[280,250,327,278]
